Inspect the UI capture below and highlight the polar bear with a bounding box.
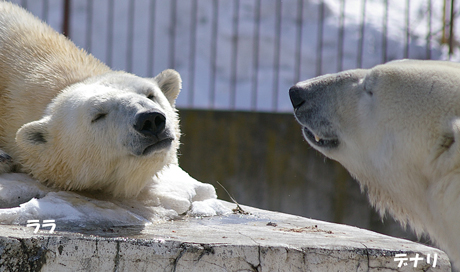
[290,60,460,269]
[0,2,181,198]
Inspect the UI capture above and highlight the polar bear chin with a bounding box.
[17,138,178,199]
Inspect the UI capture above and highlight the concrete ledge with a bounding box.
[0,201,451,271]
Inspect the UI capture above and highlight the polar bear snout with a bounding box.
[133,110,166,138]
[289,84,340,149]
[131,110,174,156]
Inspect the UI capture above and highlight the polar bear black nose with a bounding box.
[289,86,306,109]
[134,111,166,137]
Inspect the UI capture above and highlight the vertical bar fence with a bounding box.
[10,0,460,112]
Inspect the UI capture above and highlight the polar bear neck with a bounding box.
[354,167,432,236]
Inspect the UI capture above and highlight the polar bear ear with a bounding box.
[152,69,182,105]
[16,119,49,149]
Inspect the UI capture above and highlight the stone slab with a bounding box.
[0,201,451,271]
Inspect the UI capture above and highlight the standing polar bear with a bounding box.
[0,2,181,198]
[290,60,460,269]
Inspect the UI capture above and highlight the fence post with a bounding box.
[442,0,456,56]
[449,0,455,55]
[62,0,70,37]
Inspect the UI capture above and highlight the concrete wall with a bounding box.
[178,109,423,243]
[0,202,451,271]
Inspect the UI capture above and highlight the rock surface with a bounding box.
[0,201,451,272]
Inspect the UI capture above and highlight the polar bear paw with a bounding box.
[0,150,14,173]
[188,198,231,217]
[148,165,231,216]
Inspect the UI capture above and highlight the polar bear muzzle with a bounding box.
[289,85,340,149]
[132,109,174,156]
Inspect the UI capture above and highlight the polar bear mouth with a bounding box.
[302,127,339,149]
[142,138,173,156]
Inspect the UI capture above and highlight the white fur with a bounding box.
[0,2,182,198]
[15,72,182,198]
[291,60,460,269]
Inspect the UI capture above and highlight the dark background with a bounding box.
[178,109,425,244]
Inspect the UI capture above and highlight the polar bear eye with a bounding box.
[91,113,107,123]
[363,83,373,96]
[363,87,373,96]
[147,94,154,100]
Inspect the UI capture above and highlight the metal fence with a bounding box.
[10,0,459,112]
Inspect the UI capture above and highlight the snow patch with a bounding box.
[0,165,230,229]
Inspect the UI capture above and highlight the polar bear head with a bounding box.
[16,69,181,198]
[290,60,460,266]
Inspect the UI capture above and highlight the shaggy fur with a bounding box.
[290,60,460,269]
[0,2,181,198]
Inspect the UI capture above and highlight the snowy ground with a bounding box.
[0,165,230,228]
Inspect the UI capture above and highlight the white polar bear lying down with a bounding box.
[0,2,228,217]
[290,60,460,269]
